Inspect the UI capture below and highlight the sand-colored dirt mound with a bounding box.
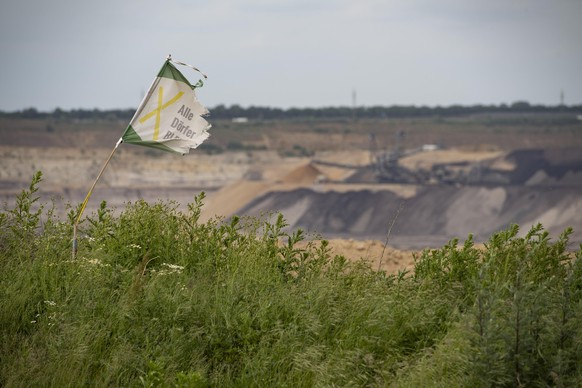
[399,149,503,171]
[295,239,416,274]
[320,239,416,274]
[199,180,270,222]
[281,163,325,185]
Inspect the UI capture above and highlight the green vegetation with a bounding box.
[1,172,581,386]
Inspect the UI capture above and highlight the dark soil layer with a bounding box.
[237,149,582,249]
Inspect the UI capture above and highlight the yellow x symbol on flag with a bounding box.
[139,86,184,140]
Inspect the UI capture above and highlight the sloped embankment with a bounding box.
[237,185,582,249]
[236,148,582,249]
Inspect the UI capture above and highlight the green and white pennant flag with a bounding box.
[122,59,211,155]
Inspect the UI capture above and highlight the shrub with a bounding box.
[1,172,581,386]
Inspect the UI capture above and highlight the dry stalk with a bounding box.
[378,201,405,272]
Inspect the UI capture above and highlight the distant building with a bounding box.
[422,144,439,152]
[232,117,249,123]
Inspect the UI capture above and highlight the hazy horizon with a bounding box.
[3,100,581,115]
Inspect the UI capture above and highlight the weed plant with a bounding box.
[1,172,581,386]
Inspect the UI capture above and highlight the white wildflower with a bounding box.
[162,263,184,271]
[156,263,185,275]
[84,258,110,267]
[129,243,142,249]
[44,300,56,307]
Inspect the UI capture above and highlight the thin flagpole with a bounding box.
[72,137,122,259]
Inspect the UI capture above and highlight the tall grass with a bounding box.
[1,172,581,386]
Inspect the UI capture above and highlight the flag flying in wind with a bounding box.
[122,59,211,154]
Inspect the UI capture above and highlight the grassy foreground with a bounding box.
[1,172,581,387]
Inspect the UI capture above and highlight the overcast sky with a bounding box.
[1,0,581,112]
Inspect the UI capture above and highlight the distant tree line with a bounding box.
[0,107,136,121]
[1,102,581,121]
